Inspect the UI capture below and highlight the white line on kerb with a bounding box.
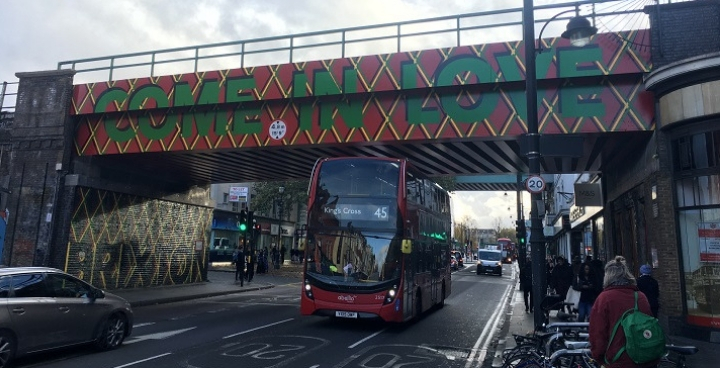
[112,353,172,368]
[223,318,294,339]
[348,328,387,348]
[464,285,512,368]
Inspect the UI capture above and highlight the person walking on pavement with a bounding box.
[233,245,246,286]
[575,263,598,322]
[520,258,533,313]
[246,249,255,283]
[637,264,660,318]
[589,256,660,368]
[550,256,574,313]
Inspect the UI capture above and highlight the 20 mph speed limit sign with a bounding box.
[526,175,545,193]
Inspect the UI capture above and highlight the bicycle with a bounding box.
[502,346,597,368]
[659,344,699,368]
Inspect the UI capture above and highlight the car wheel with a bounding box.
[94,313,127,351]
[0,331,16,368]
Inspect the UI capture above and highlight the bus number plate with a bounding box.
[335,311,358,318]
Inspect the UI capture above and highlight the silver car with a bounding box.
[0,267,133,367]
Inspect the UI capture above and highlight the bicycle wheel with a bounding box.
[502,351,546,368]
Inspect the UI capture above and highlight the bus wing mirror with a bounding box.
[401,239,412,254]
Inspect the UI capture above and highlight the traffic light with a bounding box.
[516,219,526,245]
[239,210,248,232]
[247,211,254,231]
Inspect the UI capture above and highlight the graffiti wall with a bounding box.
[65,187,213,290]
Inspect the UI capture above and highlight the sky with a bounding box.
[1,0,580,229]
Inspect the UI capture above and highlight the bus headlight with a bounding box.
[383,285,399,305]
[497,261,502,267]
[304,279,314,300]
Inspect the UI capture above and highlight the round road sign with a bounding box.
[526,175,545,193]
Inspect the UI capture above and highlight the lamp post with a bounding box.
[276,185,285,266]
[522,0,596,329]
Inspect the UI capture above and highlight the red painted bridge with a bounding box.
[67,16,653,190]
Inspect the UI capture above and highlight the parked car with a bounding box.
[450,251,464,267]
[0,267,134,367]
[476,249,503,276]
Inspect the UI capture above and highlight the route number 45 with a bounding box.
[374,206,389,219]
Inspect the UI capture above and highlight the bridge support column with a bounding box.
[4,70,75,267]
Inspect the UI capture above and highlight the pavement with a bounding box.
[111,262,303,307]
[490,264,719,368]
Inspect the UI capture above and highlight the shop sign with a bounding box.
[229,186,248,202]
[574,183,603,206]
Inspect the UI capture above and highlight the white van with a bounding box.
[476,249,503,276]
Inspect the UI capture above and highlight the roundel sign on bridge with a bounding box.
[526,175,545,194]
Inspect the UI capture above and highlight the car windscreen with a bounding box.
[478,251,502,261]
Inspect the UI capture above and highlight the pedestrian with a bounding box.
[280,245,286,264]
[575,263,598,322]
[520,258,533,313]
[637,264,660,318]
[233,245,246,286]
[246,249,255,282]
[343,261,353,281]
[550,257,574,312]
[589,256,660,367]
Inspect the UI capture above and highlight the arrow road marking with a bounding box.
[125,327,197,345]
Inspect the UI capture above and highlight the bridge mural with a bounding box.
[71,30,653,156]
[66,187,212,289]
[60,30,654,289]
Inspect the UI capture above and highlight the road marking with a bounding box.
[348,328,386,349]
[223,318,294,339]
[464,284,511,368]
[132,322,155,328]
[111,353,172,368]
[125,327,197,345]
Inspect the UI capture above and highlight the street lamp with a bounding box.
[523,0,596,330]
[276,185,285,266]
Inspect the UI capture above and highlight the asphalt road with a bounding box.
[14,262,515,368]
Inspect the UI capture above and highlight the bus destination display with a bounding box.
[321,204,390,221]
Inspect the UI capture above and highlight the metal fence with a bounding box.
[51,0,693,84]
[56,0,692,83]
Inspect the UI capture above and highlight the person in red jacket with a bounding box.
[589,256,660,368]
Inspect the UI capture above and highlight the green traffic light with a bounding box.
[239,223,247,231]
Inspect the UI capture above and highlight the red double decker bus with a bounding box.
[299,157,452,322]
[497,237,516,263]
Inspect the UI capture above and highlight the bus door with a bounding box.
[402,255,414,319]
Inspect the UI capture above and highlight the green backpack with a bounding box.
[606,292,666,364]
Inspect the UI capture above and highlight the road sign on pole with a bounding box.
[525,175,545,193]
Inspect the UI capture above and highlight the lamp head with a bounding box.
[561,16,597,47]
[279,186,285,194]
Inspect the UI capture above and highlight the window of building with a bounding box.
[673,127,720,328]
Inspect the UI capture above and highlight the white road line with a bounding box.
[112,353,172,368]
[464,285,512,368]
[348,328,387,349]
[222,318,294,339]
[132,322,155,328]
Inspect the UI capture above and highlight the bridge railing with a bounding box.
[56,0,688,83]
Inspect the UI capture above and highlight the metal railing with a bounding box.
[54,0,691,83]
